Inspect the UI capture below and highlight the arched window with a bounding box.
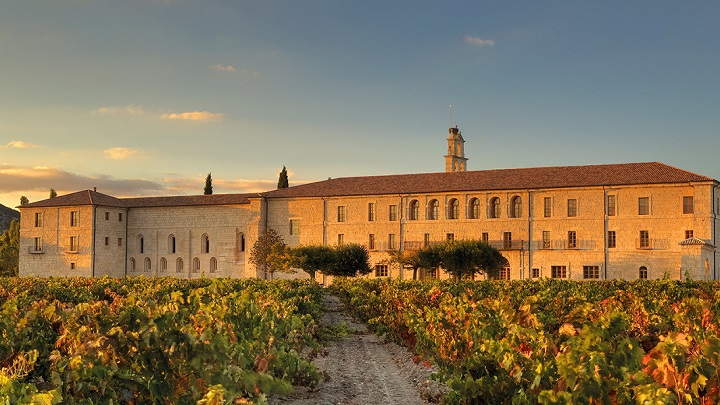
[409,200,420,220]
[201,234,210,254]
[193,257,200,273]
[488,197,501,218]
[176,258,184,273]
[210,257,217,273]
[130,257,136,271]
[144,257,151,272]
[510,196,522,218]
[468,198,480,219]
[428,200,439,220]
[168,235,176,254]
[137,235,144,253]
[448,198,460,219]
[160,257,167,272]
[639,266,648,280]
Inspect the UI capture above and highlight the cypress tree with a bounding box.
[277,166,289,189]
[49,189,57,198]
[204,173,213,195]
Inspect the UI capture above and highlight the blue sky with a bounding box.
[1,1,719,208]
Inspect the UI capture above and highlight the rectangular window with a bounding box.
[531,268,540,278]
[551,265,567,279]
[368,234,376,250]
[607,231,616,248]
[290,219,300,235]
[389,205,398,221]
[105,237,109,246]
[337,234,344,245]
[119,213,123,221]
[639,267,648,279]
[337,206,346,222]
[568,231,577,249]
[388,234,397,250]
[685,230,694,239]
[567,199,577,217]
[374,265,388,277]
[481,232,489,244]
[70,262,76,270]
[638,197,650,215]
[70,211,79,227]
[499,266,510,280]
[34,212,43,227]
[503,232,512,249]
[69,236,78,252]
[105,212,110,221]
[368,203,375,221]
[542,231,551,249]
[424,233,431,247]
[446,233,454,242]
[583,265,600,279]
[118,238,123,247]
[607,195,616,216]
[683,196,694,214]
[33,237,43,252]
[543,197,552,217]
[639,230,650,249]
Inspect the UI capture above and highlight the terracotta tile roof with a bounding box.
[20,190,255,209]
[262,162,716,199]
[121,193,255,208]
[678,237,715,247]
[21,190,126,208]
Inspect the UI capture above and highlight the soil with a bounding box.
[269,294,447,405]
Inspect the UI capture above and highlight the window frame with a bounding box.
[290,219,300,236]
[567,231,577,249]
[389,204,398,221]
[638,197,650,215]
[374,264,388,277]
[70,211,79,227]
[607,231,616,248]
[683,196,694,214]
[542,231,551,249]
[489,197,501,218]
[469,198,480,219]
[368,202,376,221]
[503,232,512,249]
[639,230,650,249]
[448,198,460,220]
[551,265,567,279]
[567,199,578,217]
[583,265,600,279]
[34,212,43,227]
[337,206,346,222]
[607,195,616,216]
[428,199,439,220]
[509,196,522,218]
[543,197,552,218]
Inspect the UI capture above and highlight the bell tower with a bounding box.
[444,125,467,172]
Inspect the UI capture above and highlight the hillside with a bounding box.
[0,203,20,232]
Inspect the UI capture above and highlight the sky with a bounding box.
[1,1,719,209]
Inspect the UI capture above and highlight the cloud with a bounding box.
[0,165,164,197]
[0,140,35,149]
[160,111,225,122]
[210,64,260,77]
[93,105,146,115]
[464,36,495,47]
[104,147,140,160]
[211,64,236,72]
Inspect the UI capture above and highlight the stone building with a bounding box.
[19,127,720,281]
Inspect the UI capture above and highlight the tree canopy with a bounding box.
[290,245,336,280]
[277,166,289,189]
[0,219,19,276]
[249,229,287,280]
[204,173,213,195]
[49,189,57,199]
[421,239,508,280]
[20,196,29,205]
[327,244,371,277]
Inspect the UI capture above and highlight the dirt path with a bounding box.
[269,295,445,405]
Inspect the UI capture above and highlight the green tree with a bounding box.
[0,219,19,276]
[20,196,29,205]
[432,239,507,280]
[290,245,337,280]
[384,249,424,280]
[49,188,57,198]
[277,166,289,189]
[249,229,286,280]
[327,244,371,277]
[204,173,213,195]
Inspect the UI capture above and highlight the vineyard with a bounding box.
[331,278,720,404]
[0,277,324,404]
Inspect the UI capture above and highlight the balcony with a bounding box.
[27,247,44,254]
[636,238,669,250]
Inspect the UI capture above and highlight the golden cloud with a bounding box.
[104,147,139,160]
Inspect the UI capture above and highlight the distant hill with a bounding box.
[0,204,20,233]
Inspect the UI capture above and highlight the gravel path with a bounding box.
[269,294,445,405]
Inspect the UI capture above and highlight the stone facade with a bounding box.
[18,129,720,281]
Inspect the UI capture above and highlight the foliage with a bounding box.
[250,229,287,280]
[204,172,213,195]
[0,220,19,277]
[49,189,57,199]
[327,244,371,277]
[332,278,720,404]
[19,196,29,206]
[384,249,424,280]
[291,245,337,280]
[277,166,289,189]
[417,239,507,280]
[0,277,325,404]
